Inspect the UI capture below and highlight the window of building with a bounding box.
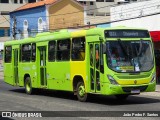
[79,1,86,5]
[0,29,10,37]
[28,0,36,3]
[20,0,23,3]
[90,2,94,5]
[38,18,43,24]
[24,20,28,26]
[96,0,104,2]
[0,29,5,37]
[105,0,114,2]
[48,41,56,61]
[72,37,85,61]
[14,0,18,3]
[4,46,12,63]
[0,0,9,3]
[22,44,31,62]
[57,39,70,61]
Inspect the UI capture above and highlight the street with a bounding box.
[0,76,160,120]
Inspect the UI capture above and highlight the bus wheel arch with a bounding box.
[24,74,32,95]
[73,76,87,102]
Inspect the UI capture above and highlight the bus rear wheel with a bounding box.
[76,82,87,102]
[25,77,32,95]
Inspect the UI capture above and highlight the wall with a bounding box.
[10,6,47,39]
[87,1,115,16]
[49,0,84,30]
[111,0,160,31]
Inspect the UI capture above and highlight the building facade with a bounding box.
[111,0,160,30]
[10,0,85,40]
[77,0,142,24]
[0,0,41,41]
[49,0,85,30]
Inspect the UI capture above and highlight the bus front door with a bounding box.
[38,46,47,88]
[89,43,101,93]
[14,49,19,86]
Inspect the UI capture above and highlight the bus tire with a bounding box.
[115,94,129,100]
[25,77,33,95]
[76,81,87,102]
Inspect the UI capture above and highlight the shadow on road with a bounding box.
[9,88,160,106]
[0,115,14,120]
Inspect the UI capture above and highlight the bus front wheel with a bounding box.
[25,77,33,95]
[76,82,87,102]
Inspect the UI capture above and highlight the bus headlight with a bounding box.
[150,73,156,83]
[107,75,119,85]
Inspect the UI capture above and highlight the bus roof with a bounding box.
[4,26,149,46]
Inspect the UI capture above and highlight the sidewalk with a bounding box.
[0,71,3,79]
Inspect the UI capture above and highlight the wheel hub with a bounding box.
[78,85,85,97]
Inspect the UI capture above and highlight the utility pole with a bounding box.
[13,16,17,40]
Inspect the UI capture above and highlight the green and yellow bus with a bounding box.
[4,26,156,102]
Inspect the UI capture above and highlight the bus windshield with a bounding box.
[106,41,154,73]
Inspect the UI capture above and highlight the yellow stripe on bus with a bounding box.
[71,30,86,38]
[117,79,150,85]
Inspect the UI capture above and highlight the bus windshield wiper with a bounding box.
[137,39,143,56]
[118,39,130,58]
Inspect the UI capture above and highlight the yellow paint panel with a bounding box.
[71,30,86,38]
[117,79,150,85]
[70,61,87,88]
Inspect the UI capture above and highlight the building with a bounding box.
[0,0,41,41]
[10,0,85,39]
[77,0,142,24]
[111,0,160,30]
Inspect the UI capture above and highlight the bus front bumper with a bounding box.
[102,82,156,95]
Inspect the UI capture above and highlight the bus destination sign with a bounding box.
[105,30,150,38]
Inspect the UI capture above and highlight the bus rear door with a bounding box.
[38,46,47,88]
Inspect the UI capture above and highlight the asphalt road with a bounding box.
[0,79,160,120]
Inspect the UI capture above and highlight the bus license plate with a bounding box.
[131,89,140,94]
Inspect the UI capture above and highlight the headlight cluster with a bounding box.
[107,75,119,85]
[150,73,156,83]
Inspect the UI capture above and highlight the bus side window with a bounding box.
[22,44,31,62]
[57,39,70,61]
[48,41,56,61]
[72,37,85,61]
[4,46,12,63]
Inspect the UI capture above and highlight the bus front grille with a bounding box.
[122,85,148,93]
